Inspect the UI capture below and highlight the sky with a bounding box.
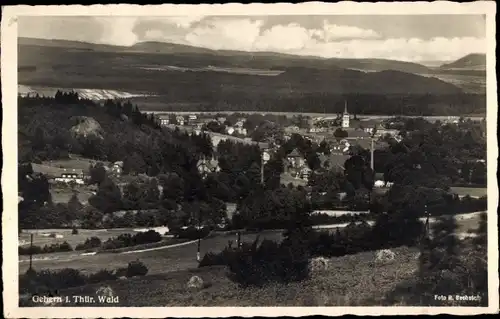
[18,15,486,62]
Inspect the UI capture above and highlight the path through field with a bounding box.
[18,212,483,275]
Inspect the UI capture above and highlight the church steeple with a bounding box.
[342,100,350,128]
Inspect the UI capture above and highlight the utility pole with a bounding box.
[261,149,270,186]
[370,137,374,171]
[29,233,33,272]
[197,210,201,262]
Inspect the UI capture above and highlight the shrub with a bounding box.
[75,236,102,251]
[87,269,118,284]
[99,230,162,251]
[201,237,309,287]
[126,260,148,277]
[174,227,210,240]
[19,245,43,255]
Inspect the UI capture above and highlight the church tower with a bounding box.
[342,101,350,128]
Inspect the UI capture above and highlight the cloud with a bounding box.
[163,16,204,28]
[95,17,139,46]
[314,21,381,41]
[180,19,485,61]
[185,18,264,51]
[18,16,486,62]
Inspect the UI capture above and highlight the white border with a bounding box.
[2,2,498,317]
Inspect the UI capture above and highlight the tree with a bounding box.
[89,162,107,185]
[88,178,123,214]
[81,206,104,229]
[123,152,147,175]
[306,152,321,171]
[122,182,142,210]
[67,193,83,214]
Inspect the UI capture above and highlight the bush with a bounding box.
[174,227,210,240]
[87,269,118,284]
[19,242,73,255]
[101,230,162,251]
[19,245,43,255]
[126,260,148,277]
[200,237,309,287]
[75,236,102,251]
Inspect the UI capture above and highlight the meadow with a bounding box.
[26,245,422,306]
[450,187,488,198]
[18,231,284,275]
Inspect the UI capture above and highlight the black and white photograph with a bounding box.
[2,2,498,317]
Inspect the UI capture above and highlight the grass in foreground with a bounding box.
[450,187,487,198]
[30,246,421,307]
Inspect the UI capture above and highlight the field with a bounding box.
[19,231,284,275]
[19,211,482,276]
[18,228,157,248]
[41,155,110,171]
[50,186,94,204]
[27,246,422,306]
[450,187,487,198]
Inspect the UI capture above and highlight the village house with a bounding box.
[31,163,86,185]
[111,161,124,175]
[329,139,351,154]
[159,116,170,126]
[235,127,247,136]
[309,127,327,133]
[225,126,235,135]
[286,148,306,169]
[197,156,221,177]
[54,168,85,185]
[216,116,227,124]
[176,115,185,126]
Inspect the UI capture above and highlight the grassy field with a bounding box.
[19,231,284,275]
[41,155,109,171]
[19,228,145,248]
[50,186,94,204]
[19,211,482,276]
[450,187,487,198]
[29,246,421,307]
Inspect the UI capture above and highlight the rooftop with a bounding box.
[288,148,302,158]
[31,163,84,178]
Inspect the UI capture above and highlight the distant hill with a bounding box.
[17,37,485,116]
[439,53,486,71]
[19,37,430,74]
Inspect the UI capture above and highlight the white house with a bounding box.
[226,126,235,135]
[176,116,185,126]
[54,168,85,185]
[160,117,169,126]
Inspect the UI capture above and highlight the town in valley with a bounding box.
[13,11,491,309]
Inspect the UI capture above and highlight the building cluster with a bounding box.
[159,114,250,136]
[30,161,125,185]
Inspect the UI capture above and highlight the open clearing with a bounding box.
[50,187,94,204]
[19,228,149,248]
[30,246,420,306]
[450,187,487,198]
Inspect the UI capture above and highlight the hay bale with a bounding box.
[309,257,330,273]
[375,249,396,264]
[187,275,204,289]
